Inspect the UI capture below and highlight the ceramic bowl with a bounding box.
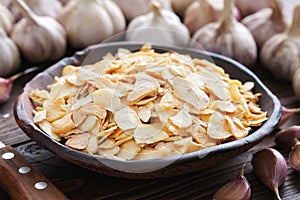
[14,42,281,179]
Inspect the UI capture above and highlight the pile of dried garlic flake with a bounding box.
[29,44,267,161]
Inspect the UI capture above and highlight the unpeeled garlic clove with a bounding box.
[289,139,300,171]
[277,106,300,127]
[275,125,300,150]
[213,167,251,200]
[252,148,287,200]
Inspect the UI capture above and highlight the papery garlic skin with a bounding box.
[275,126,300,150]
[0,28,20,77]
[292,68,300,99]
[242,0,288,48]
[23,0,63,19]
[11,0,66,63]
[260,6,300,82]
[252,148,287,200]
[191,0,257,67]
[113,0,172,21]
[184,0,240,35]
[0,4,14,34]
[213,175,251,200]
[59,0,126,49]
[171,0,195,17]
[126,1,190,47]
[184,0,223,35]
[235,0,272,17]
[289,140,300,171]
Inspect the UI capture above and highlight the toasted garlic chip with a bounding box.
[30,44,267,161]
[134,124,169,144]
[170,110,192,128]
[115,107,141,131]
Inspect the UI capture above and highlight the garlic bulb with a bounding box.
[242,0,287,48]
[171,0,195,17]
[235,0,272,17]
[191,0,257,67]
[184,0,240,35]
[0,4,14,34]
[58,0,126,50]
[260,6,300,82]
[0,28,20,77]
[11,0,66,63]
[113,0,172,21]
[126,0,190,47]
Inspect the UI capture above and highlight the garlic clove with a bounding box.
[58,0,126,50]
[213,167,251,200]
[0,3,14,34]
[242,0,288,48]
[11,0,66,63]
[260,6,300,82]
[0,78,13,103]
[252,148,287,200]
[275,125,300,150]
[289,139,300,172]
[191,0,257,67]
[0,66,40,103]
[277,106,300,127]
[126,0,190,47]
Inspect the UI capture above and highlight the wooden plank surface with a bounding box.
[1,0,300,197]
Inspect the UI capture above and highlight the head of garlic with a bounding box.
[0,4,14,34]
[191,0,257,67]
[184,0,240,35]
[113,0,172,21]
[0,28,20,77]
[11,0,66,63]
[242,0,287,48]
[58,0,126,50]
[260,6,300,82]
[126,0,190,47]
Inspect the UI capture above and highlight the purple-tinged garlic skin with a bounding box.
[252,148,287,200]
[289,140,300,171]
[213,174,251,200]
[275,126,300,150]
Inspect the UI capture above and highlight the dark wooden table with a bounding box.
[1,62,300,200]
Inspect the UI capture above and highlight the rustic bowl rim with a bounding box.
[14,41,282,178]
